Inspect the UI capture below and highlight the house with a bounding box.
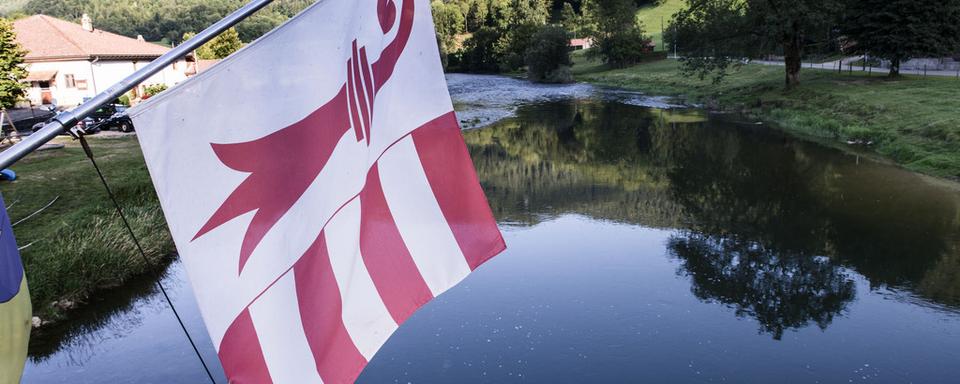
[13,14,192,107]
[570,38,593,50]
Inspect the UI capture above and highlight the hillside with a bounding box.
[637,0,685,51]
[0,0,28,16]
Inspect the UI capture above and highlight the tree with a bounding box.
[465,0,487,32]
[843,0,960,77]
[459,27,503,73]
[666,0,842,88]
[583,0,649,68]
[559,1,584,37]
[184,27,243,60]
[525,25,572,83]
[0,18,27,110]
[432,0,466,67]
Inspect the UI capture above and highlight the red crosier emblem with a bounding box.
[191,0,415,274]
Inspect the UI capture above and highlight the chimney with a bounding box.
[81,14,93,32]
[136,35,145,42]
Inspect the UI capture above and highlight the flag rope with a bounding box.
[76,134,218,384]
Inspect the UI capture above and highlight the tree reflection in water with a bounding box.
[464,99,960,338]
[667,234,854,340]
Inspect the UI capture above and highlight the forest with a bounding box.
[1,0,659,44]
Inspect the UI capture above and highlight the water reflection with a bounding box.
[464,99,960,339]
[668,234,855,339]
[22,92,960,383]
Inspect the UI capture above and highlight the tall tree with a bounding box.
[560,1,583,37]
[583,0,649,68]
[185,27,243,60]
[0,18,27,110]
[843,0,960,77]
[667,0,842,88]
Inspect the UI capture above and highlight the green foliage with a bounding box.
[525,25,573,83]
[559,1,585,37]
[454,0,553,73]
[21,0,313,43]
[583,0,650,68]
[843,0,960,77]
[635,0,685,51]
[666,0,842,88]
[0,137,172,320]
[432,0,466,67]
[142,84,168,99]
[459,27,503,73]
[183,28,243,60]
[0,17,27,109]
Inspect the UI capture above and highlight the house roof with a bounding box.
[13,15,170,62]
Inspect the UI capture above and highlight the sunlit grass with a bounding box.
[637,0,686,51]
[0,136,172,321]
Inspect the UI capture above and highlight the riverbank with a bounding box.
[572,56,960,179]
[0,135,171,323]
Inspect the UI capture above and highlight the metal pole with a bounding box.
[0,0,275,170]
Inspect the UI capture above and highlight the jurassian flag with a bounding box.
[129,0,505,382]
[0,193,31,384]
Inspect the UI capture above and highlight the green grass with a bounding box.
[637,0,685,52]
[574,56,960,179]
[0,135,172,321]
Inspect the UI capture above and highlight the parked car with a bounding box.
[89,108,134,133]
[32,115,100,135]
[32,103,134,134]
[87,104,135,132]
[4,107,55,135]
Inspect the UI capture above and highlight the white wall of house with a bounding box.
[23,58,189,107]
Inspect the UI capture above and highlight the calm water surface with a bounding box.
[21,75,960,383]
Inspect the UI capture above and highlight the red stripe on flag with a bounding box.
[360,165,434,324]
[359,46,375,144]
[352,41,372,136]
[411,112,505,270]
[218,309,273,384]
[347,58,364,142]
[294,232,367,384]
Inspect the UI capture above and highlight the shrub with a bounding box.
[459,27,503,73]
[525,25,573,83]
[584,0,650,68]
[142,84,168,99]
[498,22,541,72]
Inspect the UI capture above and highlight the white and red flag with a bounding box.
[129,0,505,382]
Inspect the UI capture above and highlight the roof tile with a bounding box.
[13,15,170,61]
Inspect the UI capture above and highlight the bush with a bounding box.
[142,84,168,99]
[584,0,651,68]
[459,27,503,73]
[498,22,541,72]
[525,25,573,83]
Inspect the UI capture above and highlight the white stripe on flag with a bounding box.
[324,199,398,360]
[248,271,324,383]
[377,136,472,295]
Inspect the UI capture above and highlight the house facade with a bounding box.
[13,14,192,107]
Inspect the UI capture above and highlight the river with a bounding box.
[20,74,960,383]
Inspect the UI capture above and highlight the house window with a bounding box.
[64,74,76,88]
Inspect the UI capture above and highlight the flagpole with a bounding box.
[0,0,275,170]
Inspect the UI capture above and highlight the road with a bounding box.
[750,57,960,78]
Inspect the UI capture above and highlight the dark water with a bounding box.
[22,81,960,383]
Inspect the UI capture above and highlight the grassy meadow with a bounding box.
[0,136,171,321]
[637,0,685,51]
[573,54,960,179]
